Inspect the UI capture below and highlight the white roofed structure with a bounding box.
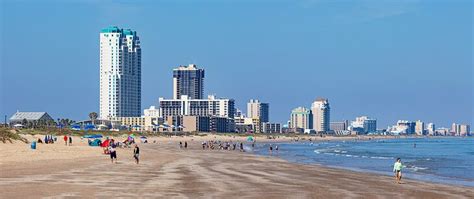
[9,111,54,125]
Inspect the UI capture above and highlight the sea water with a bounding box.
[252,137,473,187]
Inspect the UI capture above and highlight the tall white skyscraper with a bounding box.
[99,26,141,119]
[311,98,330,132]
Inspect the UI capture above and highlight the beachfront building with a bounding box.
[9,111,55,127]
[311,98,330,132]
[144,106,160,117]
[396,120,416,134]
[159,95,235,133]
[247,99,269,123]
[99,26,141,119]
[211,117,235,133]
[109,116,164,132]
[173,64,205,100]
[109,116,145,131]
[262,122,282,133]
[427,123,435,135]
[459,124,470,136]
[452,123,471,136]
[349,116,373,134]
[415,120,425,135]
[234,108,244,118]
[290,107,312,129]
[159,95,234,118]
[435,128,449,136]
[164,115,211,132]
[330,120,349,131]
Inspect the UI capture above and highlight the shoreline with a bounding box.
[1,135,473,198]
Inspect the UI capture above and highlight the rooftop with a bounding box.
[10,112,50,121]
[101,26,137,36]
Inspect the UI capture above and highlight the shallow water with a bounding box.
[252,137,474,187]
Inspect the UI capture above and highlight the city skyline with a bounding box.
[1,0,472,128]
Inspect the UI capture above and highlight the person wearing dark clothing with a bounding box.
[133,144,140,164]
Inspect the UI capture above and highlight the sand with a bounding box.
[0,135,472,198]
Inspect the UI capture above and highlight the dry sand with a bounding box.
[0,135,472,198]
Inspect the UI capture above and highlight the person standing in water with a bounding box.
[393,158,404,184]
[133,144,140,164]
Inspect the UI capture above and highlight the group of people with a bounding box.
[268,144,279,154]
[107,138,140,164]
[63,135,73,146]
[179,141,188,149]
[200,140,245,152]
[37,134,56,144]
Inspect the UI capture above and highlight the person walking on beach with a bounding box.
[133,144,140,164]
[393,158,404,184]
[109,139,117,163]
[184,141,188,149]
[63,135,68,146]
[68,136,72,146]
[240,142,244,152]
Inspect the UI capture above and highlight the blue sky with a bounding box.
[0,0,472,128]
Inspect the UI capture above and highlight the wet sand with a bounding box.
[0,139,472,199]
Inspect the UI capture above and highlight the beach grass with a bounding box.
[0,128,29,143]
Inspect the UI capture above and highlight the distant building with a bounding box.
[435,128,449,136]
[244,117,261,133]
[330,120,349,131]
[110,116,145,131]
[262,122,282,133]
[99,26,141,119]
[311,98,330,132]
[165,115,210,132]
[415,120,425,135]
[159,95,235,118]
[144,106,160,117]
[427,123,435,135]
[290,107,312,129]
[9,112,55,126]
[397,120,416,134]
[247,99,269,123]
[350,116,377,134]
[234,108,244,118]
[459,124,470,136]
[173,64,205,100]
[451,123,460,135]
[210,116,235,133]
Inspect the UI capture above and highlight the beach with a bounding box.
[0,135,472,198]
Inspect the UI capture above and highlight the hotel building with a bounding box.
[173,64,205,100]
[311,98,330,132]
[247,99,269,123]
[290,107,312,129]
[99,26,141,119]
[159,95,235,119]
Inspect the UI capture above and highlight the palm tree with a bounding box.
[89,112,98,125]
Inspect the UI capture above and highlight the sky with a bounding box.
[0,0,472,128]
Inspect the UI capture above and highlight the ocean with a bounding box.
[252,137,474,187]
